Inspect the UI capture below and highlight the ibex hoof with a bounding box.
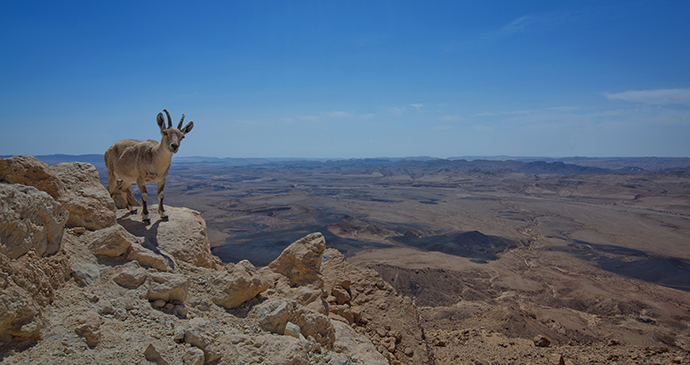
[160,215,169,222]
[142,218,151,225]
[130,209,138,214]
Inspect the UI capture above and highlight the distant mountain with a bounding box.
[3,154,687,175]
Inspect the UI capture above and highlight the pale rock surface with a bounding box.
[74,310,101,348]
[71,262,100,286]
[0,155,68,200]
[182,317,222,363]
[0,249,72,347]
[210,259,269,309]
[182,347,205,365]
[118,206,221,269]
[84,224,136,258]
[0,183,68,259]
[143,343,169,365]
[332,320,389,365]
[253,297,336,348]
[112,261,147,289]
[126,241,174,272]
[268,232,326,287]
[146,272,189,303]
[50,162,117,230]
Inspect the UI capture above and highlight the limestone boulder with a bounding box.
[0,183,68,259]
[268,232,325,287]
[147,272,189,303]
[332,320,388,365]
[127,241,174,272]
[118,206,221,269]
[84,224,136,258]
[71,262,100,286]
[182,318,222,363]
[211,260,270,309]
[253,298,335,348]
[51,162,117,230]
[74,310,101,348]
[113,261,148,289]
[0,155,68,200]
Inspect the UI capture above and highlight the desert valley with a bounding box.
[1,154,690,364]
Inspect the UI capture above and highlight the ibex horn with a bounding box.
[177,114,185,130]
[163,109,172,128]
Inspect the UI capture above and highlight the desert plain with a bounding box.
[110,156,690,363]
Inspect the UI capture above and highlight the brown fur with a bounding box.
[104,110,193,223]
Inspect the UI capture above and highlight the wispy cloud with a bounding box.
[410,104,423,112]
[439,114,462,122]
[389,107,405,117]
[323,111,354,119]
[490,15,537,39]
[298,115,321,122]
[603,88,690,105]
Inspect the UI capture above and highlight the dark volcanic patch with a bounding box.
[212,225,392,266]
[549,241,690,291]
[392,230,518,261]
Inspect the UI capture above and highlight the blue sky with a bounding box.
[2,1,689,158]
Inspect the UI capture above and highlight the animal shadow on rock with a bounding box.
[117,217,176,269]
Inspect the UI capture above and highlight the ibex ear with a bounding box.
[182,121,194,134]
[156,113,166,132]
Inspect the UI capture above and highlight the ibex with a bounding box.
[104,109,194,224]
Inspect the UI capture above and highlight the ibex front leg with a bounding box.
[158,179,168,221]
[137,179,151,225]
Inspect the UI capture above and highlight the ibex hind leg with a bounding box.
[118,180,137,214]
[158,182,168,221]
[137,180,151,225]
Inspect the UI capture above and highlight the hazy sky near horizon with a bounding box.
[2,1,690,159]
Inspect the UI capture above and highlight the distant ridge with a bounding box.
[1,154,688,173]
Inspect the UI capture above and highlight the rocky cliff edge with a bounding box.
[0,155,429,364]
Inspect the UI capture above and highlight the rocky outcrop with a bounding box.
[268,232,326,287]
[0,250,71,348]
[210,259,269,309]
[321,248,431,364]
[0,155,68,199]
[0,184,68,259]
[253,297,336,348]
[117,206,221,269]
[84,224,136,259]
[50,162,116,230]
[0,156,116,231]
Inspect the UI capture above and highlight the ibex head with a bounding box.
[156,109,194,154]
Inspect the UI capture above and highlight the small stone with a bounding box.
[404,347,414,357]
[549,353,565,365]
[182,347,205,365]
[533,335,551,347]
[173,304,189,318]
[144,344,169,365]
[173,326,185,342]
[152,299,166,308]
[284,321,302,340]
